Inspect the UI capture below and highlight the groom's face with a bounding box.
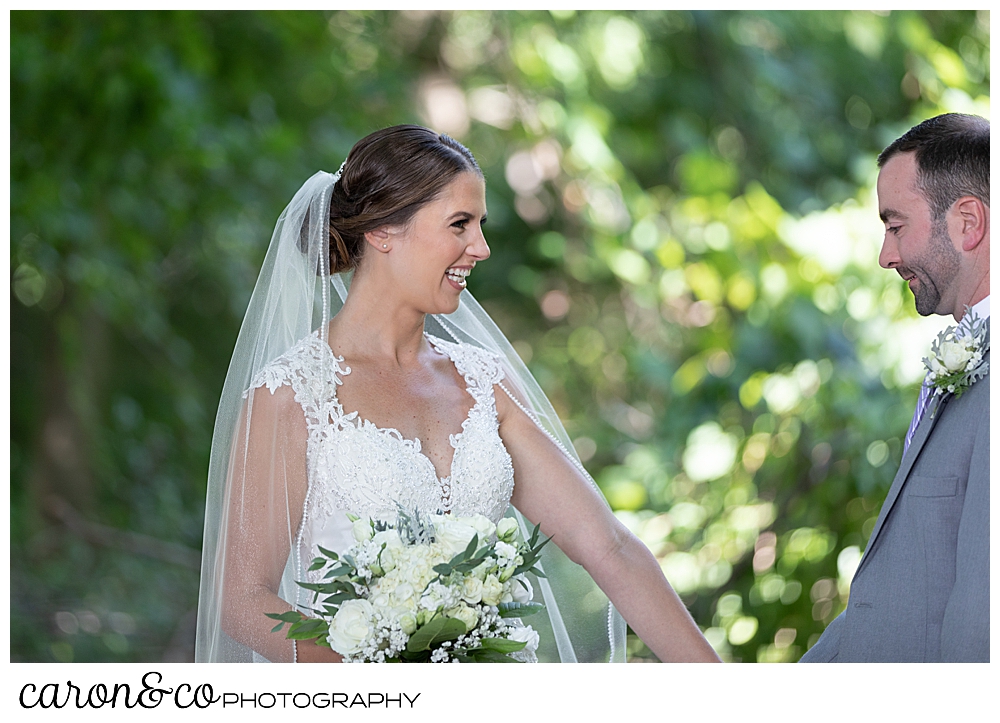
[877,152,961,316]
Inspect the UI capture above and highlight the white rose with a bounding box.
[460,576,484,604]
[465,514,496,542]
[373,529,404,550]
[509,625,540,653]
[510,576,533,604]
[377,547,397,573]
[481,574,503,606]
[447,604,480,633]
[328,599,374,655]
[352,519,373,543]
[939,340,974,372]
[398,611,418,636]
[496,517,519,543]
[435,517,478,556]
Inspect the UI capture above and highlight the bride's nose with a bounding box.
[468,227,490,261]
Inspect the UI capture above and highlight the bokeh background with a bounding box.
[10,10,990,663]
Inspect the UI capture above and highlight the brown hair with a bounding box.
[326,125,482,273]
[877,113,989,219]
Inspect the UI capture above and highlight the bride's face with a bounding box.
[388,171,490,314]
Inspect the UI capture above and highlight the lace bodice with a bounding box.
[247,331,515,579]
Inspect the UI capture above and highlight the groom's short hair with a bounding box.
[877,113,989,219]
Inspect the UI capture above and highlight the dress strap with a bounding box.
[425,334,505,399]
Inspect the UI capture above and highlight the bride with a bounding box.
[195,125,719,663]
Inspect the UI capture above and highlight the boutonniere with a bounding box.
[923,308,990,400]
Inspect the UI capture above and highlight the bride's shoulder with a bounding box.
[426,334,505,388]
[245,331,343,398]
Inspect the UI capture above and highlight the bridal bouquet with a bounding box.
[268,509,550,662]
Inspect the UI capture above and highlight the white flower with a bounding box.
[510,576,533,604]
[938,340,975,372]
[481,574,503,606]
[465,514,497,541]
[509,625,540,653]
[447,604,480,633]
[460,576,484,605]
[352,519,373,543]
[494,540,517,563]
[328,599,374,656]
[420,582,457,612]
[471,560,493,581]
[373,529,404,550]
[376,548,397,574]
[435,517,479,556]
[389,581,416,607]
[398,611,417,636]
[496,518,519,543]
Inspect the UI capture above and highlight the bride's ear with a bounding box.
[364,227,392,253]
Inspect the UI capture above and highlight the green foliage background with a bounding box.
[10,10,990,663]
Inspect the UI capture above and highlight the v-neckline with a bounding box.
[320,332,479,482]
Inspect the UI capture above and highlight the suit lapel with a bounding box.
[855,391,950,574]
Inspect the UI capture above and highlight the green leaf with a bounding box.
[405,616,467,652]
[497,601,545,618]
[265,610,305,623]
[322,590,358,605]
[317,546,340,560]
[322,564,353,579]
[285,618,329,641]
[298,579,356,596]
[471,648,521,662]
[463,533,479,559]
[479,636,528,653]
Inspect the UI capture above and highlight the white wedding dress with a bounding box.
[195,171,626,663]
[247,331,516,591]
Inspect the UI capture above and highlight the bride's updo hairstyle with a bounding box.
[327,125,482,273]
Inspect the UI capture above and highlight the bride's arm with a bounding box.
[219,384,342,663]
[497,385,720,663]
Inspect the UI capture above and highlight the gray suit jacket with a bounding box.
[801,365,989,662]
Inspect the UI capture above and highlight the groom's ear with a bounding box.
[950,196,989,252]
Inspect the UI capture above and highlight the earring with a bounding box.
[382,244,387,249]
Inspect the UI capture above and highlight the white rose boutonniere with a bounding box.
[923,308,989,403]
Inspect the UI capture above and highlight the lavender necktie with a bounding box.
[903,380,933,455]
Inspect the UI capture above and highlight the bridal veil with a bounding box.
[195,167,627,662]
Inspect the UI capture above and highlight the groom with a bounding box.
[802,113,989,662]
